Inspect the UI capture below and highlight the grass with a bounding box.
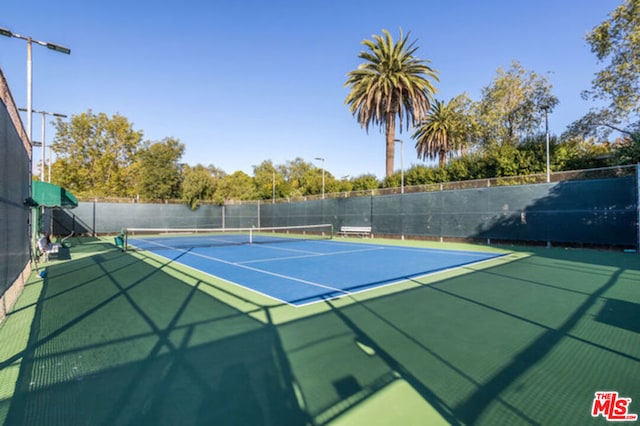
[0,236,638,425]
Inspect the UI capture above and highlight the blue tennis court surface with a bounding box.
[128,236,504,306]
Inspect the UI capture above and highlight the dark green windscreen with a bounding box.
[0,99,30,300]
[54,177,638,247]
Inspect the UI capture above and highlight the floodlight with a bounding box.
[46,42,70,55]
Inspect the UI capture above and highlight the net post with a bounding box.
[249,228,253,245]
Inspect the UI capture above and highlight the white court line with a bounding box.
[342,244,497,257]
[129,238,350,295]
[130,237,507,307]
[291,252,510,307]
[386,246,500,259]
[256,240,495,263]
[239,245,384,264]
[284,238,496,258]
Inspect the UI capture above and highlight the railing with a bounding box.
[76,165,638,205]
[229,165,638,204]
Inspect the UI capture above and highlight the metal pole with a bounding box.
[544,107,550,183]
[19,109,67,182]
[1,29,70,142]
[1,27,69,244]
[48,144,52,182]
[322,162,325,199]
[40,111,45,181]
[27,37,33,145]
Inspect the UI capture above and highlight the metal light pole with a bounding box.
[540,105,551,183]
[0,27,71,146]
[2,27,70,241]
[19,108,67,182]
[394,139,404,194]
[314,157,325,199]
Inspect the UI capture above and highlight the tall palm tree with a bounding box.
[345,29,438,177]
[413,97,468,168]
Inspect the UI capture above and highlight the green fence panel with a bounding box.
[52,176,637,247]
[371,195,402,236]
[55,203,224,234]
[479,179,637,245]
[259,203,284,228]
[224,204,258,229]
[337,196,372,229]
[0,100,30,300]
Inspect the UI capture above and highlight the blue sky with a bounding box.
[1,0,617,179]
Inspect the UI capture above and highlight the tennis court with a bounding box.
[1,236,638,426]
[125,226,505,306]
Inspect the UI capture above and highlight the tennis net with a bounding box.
[124,223,334,251]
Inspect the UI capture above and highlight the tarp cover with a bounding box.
[32,181,78,208]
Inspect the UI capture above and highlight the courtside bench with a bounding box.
[338,226,372,238]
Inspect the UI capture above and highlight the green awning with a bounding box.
[32,181,78,208]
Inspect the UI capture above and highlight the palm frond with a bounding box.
[345,29,439,133]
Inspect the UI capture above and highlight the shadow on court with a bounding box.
[302,246,640,425]
[1,240,639,425]
[471,177,637,249]
[1,241,307,426]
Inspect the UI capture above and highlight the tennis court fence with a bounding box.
[0,68,32,322]
[52,165,640,250]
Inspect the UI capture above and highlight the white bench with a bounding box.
[338,226,372,238]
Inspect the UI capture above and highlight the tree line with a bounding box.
[47,0,639,208]
[343,1,639,177]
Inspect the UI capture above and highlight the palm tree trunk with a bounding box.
[439,149,447,168]
[385,114,396,177]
